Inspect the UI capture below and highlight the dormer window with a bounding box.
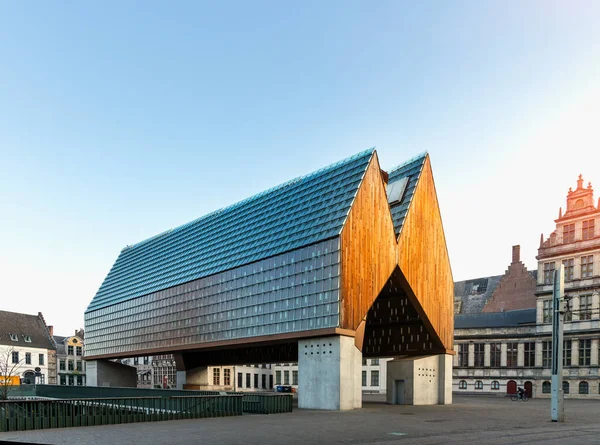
[9,333,18,342]
[23,335,32,343]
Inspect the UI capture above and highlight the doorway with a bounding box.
[393,380,405,405]
[524,381,533,399]
[507,380,517,395]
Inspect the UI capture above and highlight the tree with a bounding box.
[0,347,24,400]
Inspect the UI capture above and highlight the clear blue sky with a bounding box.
[1,1,600,335]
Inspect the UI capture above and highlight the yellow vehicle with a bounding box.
[0,376,20,386]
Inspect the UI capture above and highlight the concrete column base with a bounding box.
[298,335,362,410]
[386,354,453,405]
[85,360,137,387]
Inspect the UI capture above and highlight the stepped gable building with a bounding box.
[84,149,454,410]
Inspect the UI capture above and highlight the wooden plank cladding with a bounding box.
[396,155,454,350]
[339,153,398,331]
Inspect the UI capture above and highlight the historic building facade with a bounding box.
[54,330,86,386]
[453,176,600,398]
[0,311,55,386]
[536,175,600,398]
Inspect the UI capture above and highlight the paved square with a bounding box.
[2,395,600,444]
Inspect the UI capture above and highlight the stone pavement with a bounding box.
[2,395,600,444]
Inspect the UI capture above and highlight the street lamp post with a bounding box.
[551,265,565,422]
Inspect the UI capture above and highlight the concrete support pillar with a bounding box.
[517,343,524,367]
[84,360,136,387]
[452,345,459,367]
[298,335,361,410]
[484,344,491,367]
[591,339,599,366]
[386,354,453,405]
[500,343,507,367]
[468,343,475,367]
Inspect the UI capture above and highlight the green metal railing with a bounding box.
[0,395,243,432]
[7,385,220,400]
[239,394,293,414]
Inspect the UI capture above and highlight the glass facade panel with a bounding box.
[85,239,341,356]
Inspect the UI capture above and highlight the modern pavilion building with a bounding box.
[84,149,454,410]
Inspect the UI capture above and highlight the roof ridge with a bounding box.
[123,147,375,251]
[386,151,428,174]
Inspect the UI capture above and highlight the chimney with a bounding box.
[512,245,521,264]
[48,325,54,337]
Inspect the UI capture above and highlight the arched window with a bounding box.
[475,380,483,390]
[579,381,589,394]
[563,381,570,394]
[459,380,467,389]
[542,381,551,394]
[491,381,500,390]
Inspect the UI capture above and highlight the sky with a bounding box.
[1,1,600,335]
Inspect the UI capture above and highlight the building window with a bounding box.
[563,224,575,243]
[544,262,556,284]
[371,371,379,387]
[23,335,31,343]
[68,360,74,371]
[459,380,467,389]
[362,371,367,386]
[59,360,66,371]
[475,380,483,390]
[68,375,74,386]
[25,353,31,365]
[490,343,501,367]
[579,295,593,320]
[506,343,518,368]
[77,376,84,386]
[76,361,82,372]
[133,357,139,365]
[224,369,231,386]
[39,354,44,366]
[371,359,379,366]
[579,381,589,395]
[581,255,594,278]
[254,373,259,388]
[362,358,367,365]
[237,372,243,388]
[292,370,298,386]
[76,347,83,357]
[524,342,535,367]
[562,258,575,281]
[542,341,552,368]
[67,345,74,356]
[283,370,289,385]
[9,334,18,342]
[543,300,552,324]
[12,352,19,364]
[60,375,66,385]
[491,381,500,390]
[579,339,591,366]
[564,340,572,366]
[563,381,570,394]
[260,374,265,388]
[542,381,551,393]
[213,368,220,385]
[275,371,281,385]
[582,219,595,240]
[143,356,149,365]
[474,343,484,367]
[269,375,273,388]
[244,373,250,388]
[458,344,468,367]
